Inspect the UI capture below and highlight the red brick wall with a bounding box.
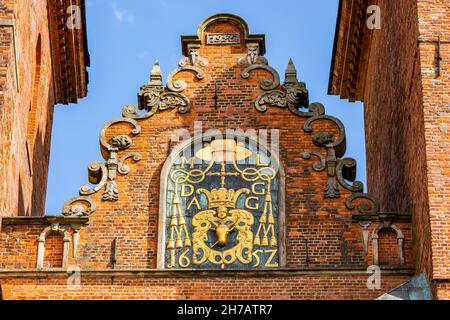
[378,230,400,265]
[0,0,56,217]
[43,233,64,268]
[360,0,450,298]
[416,0,450,283]
[0,15,414,300]
[361,0,433,282]
[0,271,412,300]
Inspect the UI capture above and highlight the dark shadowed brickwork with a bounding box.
[329,0,449,299]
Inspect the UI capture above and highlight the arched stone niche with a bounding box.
[36,223,70,269]
[157,132,285,270]
[372,222,405,266]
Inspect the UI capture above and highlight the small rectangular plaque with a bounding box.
[206,33,240,45]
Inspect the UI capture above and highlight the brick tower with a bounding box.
[0,0,89,218]
[329,0,449,299]
[0,13,423,299]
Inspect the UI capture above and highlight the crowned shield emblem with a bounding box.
[163,137,281,269]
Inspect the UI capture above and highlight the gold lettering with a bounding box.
[251,182,265,195]
[252,249,263,267]
[264,249,278,267]
[187,196,201,210]
[180,184,194,197]
[178,248,191,268]
[245,196,259,210]
[180,157,195,169]
[256,154,269,167]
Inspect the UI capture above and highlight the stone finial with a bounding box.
[285,58,298,84]
[149,60,163,87]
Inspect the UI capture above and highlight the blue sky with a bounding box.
[45,0,366,214]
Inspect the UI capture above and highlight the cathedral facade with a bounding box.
[0,0,448,300]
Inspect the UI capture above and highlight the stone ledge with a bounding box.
[0,216,89,226]
[0,267,415,279]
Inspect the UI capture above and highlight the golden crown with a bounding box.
[197,187,250,209]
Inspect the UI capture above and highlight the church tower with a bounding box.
[0,13,422,299]
[329,0,449,299]
[0,0,89,218]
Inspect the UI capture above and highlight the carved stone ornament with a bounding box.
[110,135,132,150]
[336,158,364,192]
[206,33,240,45]
[122,61,191,120]
[62,196,97,216]
[238,43,268,66]
[242,64,280,91]
[79,151,142,201]
[254,59,311,115]
[345,193,381,215]
[166,65,205,93]
[301,151,326,172]
[74,115,144,202]
[179,44,208,67]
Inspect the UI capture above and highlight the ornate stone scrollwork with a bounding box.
[166,65,205,93]
[78,112,142,202]
[78,151,142,202]
[310,131,341,198]
[62,196,97,216]
[301,150,326,172]
[254,60,313,116]
[238,43,268,66]
[304,115,346,158]
[99,118,141,157]
[242,64,280,91]
[336,158,364,193]
[345,193,381,214]
[79,161,108,196]
[123,61,191,120]
[118,152,142,175]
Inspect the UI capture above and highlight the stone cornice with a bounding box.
[0,267,415,279]
[328,0,372,102]
[0,215,89,227]
[181,13,266,57]
[47,0,90,105]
